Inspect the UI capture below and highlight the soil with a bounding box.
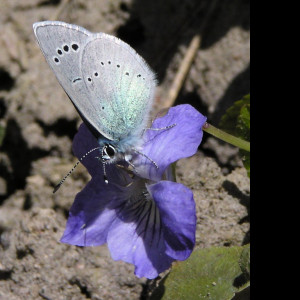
[0,0,250,299]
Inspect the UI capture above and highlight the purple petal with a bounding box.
[134,104,207,180]
[148,181,196,260]
[60,172,117,246]
[107,180,196,278]
[72,123,101,177]
[107,199,174,279]
[60,168,133,246]
[62,124,118,246]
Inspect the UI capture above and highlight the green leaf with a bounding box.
[151,245,250,300]
[219,95,250,177]
[239,244,250,280]
[236,102,250,142]
[240,150,250,177]
[219,94,250,141]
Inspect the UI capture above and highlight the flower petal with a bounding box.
[63,105,201,278]
[60,170,131,246]
[72,123,101,177]
[106,179,196,278]
[148,180,196,260]
[134,104,207,180]
[107,186,174,279]
[107,218,174,279]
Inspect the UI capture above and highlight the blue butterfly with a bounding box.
[33,21,158,187]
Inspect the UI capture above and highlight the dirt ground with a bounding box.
[0,0,250,299]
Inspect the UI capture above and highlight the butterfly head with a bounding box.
[99,141,136,184]
[98,133,141,165]
[101,143,117,162]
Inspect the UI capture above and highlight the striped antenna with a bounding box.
[53,147,100,193]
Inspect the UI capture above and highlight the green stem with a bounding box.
[203,122,250,152]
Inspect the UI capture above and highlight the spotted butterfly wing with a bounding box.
[33,21,156,143]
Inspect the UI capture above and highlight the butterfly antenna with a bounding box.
[133,148,159,169]
[53,147,101,193]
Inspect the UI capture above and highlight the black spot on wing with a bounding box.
[72,77,82,83]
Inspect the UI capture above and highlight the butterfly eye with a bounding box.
[104,144,116,158]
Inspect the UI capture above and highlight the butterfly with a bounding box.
[33,21,157,186]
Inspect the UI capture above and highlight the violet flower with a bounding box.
[61,104,207,279]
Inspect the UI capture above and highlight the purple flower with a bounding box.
[61,104,207,279]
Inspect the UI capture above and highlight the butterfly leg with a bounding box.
[95,155,109,184]
[146,123,177,131]
[133,148,159,169]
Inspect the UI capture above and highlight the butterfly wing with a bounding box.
[33,22,101,135]
[33,21,156,142]
[80,34,156,141]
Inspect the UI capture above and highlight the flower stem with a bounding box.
[203,122,250,152]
